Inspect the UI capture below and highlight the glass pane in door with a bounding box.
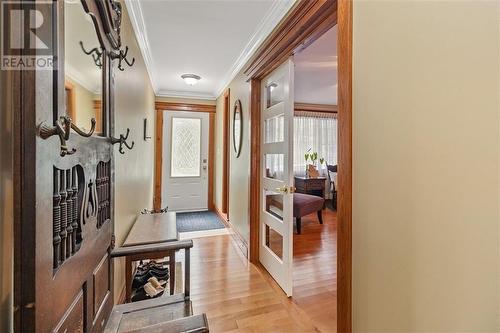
[171,117,201,177]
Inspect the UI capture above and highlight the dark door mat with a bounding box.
[176,211,226,233]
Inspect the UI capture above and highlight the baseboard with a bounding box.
[214,206,249,259]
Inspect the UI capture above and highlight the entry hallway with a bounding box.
[188,210,337,332]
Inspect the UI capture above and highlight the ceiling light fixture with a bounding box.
[181,74,201,86]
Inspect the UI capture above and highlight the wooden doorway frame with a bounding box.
[245,0,352,332]
[222,89,230,216]
[153,101,217,212]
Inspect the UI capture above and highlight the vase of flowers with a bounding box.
[304,149,311,176]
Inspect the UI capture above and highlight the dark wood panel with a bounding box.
[53,290,85,333]
[93,254,110,317]
[13,1,121,331]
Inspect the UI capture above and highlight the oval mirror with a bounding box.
[233,99,243,158]
[65,0,103,135]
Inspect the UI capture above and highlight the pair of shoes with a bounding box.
[131,277,166,302]
[136,260,169,276]
[132,260,169,290]
[132,269,169,289]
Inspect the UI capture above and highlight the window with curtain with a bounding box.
[293,112,337,176]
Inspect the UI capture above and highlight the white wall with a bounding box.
[112,3,156,302]
[352,1,500,331]
[214,71,251,243]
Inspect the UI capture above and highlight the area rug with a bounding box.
[176,211,226,233]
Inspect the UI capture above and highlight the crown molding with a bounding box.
[66,64,101,95]
[213,0,296,98]
[156,90,216,101]
[124,0,158,93]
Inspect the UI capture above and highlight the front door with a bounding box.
[162,111,209,212]
[259,59,295,296]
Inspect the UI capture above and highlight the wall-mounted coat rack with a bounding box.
[110,128,135,154]
[110,46,135,71]
[79,41,102,68]
[38,116,96,156]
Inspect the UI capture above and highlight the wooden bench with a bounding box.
[122,212,179,301]
[106,240,209,332]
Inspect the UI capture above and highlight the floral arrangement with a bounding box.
[304,148,325,177]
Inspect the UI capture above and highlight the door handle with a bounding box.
[275,185,296,194]
[276,185,289,194]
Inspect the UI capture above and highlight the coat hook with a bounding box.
[110,128,135,154]
[38,116,96,156]
[110,46,135,71]
[79,41,103,69]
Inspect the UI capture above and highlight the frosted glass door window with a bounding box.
[171,117,201,177]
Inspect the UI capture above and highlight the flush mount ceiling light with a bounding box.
[181,74,201,86]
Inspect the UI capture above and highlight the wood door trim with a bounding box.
[222,89,230,215]
[246,1,352,332]
[65,80,76,120]
[294,102,337,114]
[154,102,216,211]
[244,0,337,79]
[154,101,216,113]
[208,113,215,210]
[249,79,261,264]
[337,1,353,330]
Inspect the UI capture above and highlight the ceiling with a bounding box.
[125,0,295,100]
[294,25,337,105]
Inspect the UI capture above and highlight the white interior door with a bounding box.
[259,59,294,296]
[162,111,209,212]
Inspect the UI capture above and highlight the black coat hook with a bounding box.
[110,128,135,154]
[79,41,103,69]
[38,116,96,156]
[110,46,135,71]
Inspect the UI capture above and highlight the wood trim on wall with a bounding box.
[246,1,352,332]
[154,101,216,113]
[153,108,163,211]
[208,113,215,210]
[249,79,261,264]
[65,80,75,120]
[294,102,337,113]
[222,89,230,215]
[154,101,216,211]
[337,1,353,331]
[93,100,103,133]
[244,0,337,79]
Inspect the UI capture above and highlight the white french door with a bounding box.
[162,111,209,212]
[259,59,295,296]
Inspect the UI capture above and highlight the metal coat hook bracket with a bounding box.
[38,116,96,157]
[110,128,135,154]
[110,46,135,71]
[79,41,103,68]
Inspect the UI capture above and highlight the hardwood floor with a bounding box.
[188,208,337,332]
[293,208,337,332]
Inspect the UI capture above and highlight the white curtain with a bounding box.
[293,113,337,176]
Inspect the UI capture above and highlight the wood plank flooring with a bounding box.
[189,208,337,332]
